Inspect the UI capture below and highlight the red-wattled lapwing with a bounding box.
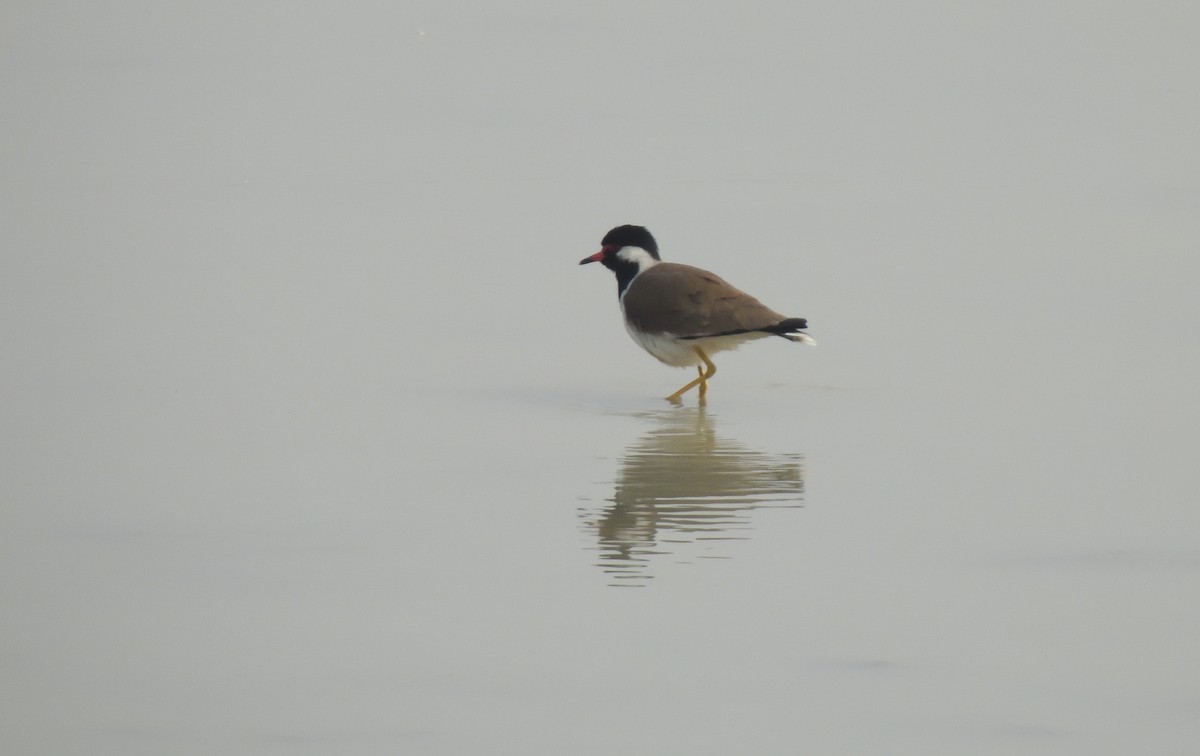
[580,224,815,404]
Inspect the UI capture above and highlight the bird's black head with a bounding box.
[599,225,659,259]
[579,225,661,298]
[579,225,660,267]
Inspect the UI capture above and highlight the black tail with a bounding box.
[765,317,816,344]
[764,318,808,335]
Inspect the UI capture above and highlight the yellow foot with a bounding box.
[663,348,717,404]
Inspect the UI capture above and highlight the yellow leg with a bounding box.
[665,347,717,404]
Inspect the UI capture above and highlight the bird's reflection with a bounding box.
[580,408,805,587]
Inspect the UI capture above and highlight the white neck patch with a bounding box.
[616,246,659,273]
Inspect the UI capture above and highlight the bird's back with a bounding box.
[621,262,787,338]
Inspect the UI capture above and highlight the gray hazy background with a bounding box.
[3,2,1199,755]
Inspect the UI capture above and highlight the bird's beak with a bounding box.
[579,247,607,265]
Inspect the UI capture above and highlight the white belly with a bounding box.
[622,320,769,367]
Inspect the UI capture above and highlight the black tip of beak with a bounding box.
[580,249,606,266]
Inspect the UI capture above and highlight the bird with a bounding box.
[580,224,815,404]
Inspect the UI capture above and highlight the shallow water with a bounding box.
[577,407,806,587]
[3,2,1200,755]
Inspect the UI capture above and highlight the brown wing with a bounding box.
[622,263,787,337]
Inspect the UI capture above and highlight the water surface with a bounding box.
[2,2,1199,755]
